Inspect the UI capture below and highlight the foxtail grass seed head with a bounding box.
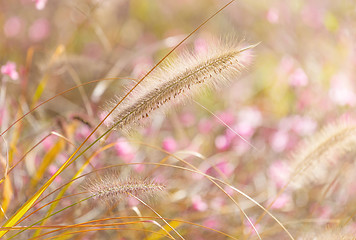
[290,120,356,189]
[104,39,255,132]
[85,172,166,204]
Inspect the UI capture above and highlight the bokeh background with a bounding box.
[1,0,356,239]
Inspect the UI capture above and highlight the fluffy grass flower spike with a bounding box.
[85,171,166,204]
[105,40,255,131]
[290,119,356,188]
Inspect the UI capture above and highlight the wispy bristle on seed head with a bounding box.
[104,39,255,132]
[85,171,166,204]
[290,119,356,189]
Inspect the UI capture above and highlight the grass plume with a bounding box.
[290,120,356,188]
[85,171,166,204]
[105,40,255,131]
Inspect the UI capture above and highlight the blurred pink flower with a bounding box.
[34,0,47,10]
[99,111,114,127]
[268,160,290,188]
[75,125,94,141]
[42,135,54,151]
[133,164,145,173]
[289,68,308,87]
[192,195,208,212]
[266,7,279,23]
[235,107,262,138]
[244,217,261,236]
[115,138,135,163]
[1,61,19,80]
[4,17,23,38]
[48,165,62,183]
[131,57,153,79]
[206,159,234,177]
[268,193,291,209]
[217,111,235,125]
[203,218,219,229]
[292,116,317,136]
[180,111,195,127]
[301,4,324,29]
[270,130,289,152]
[278,56,295,75]
[194,38,208,55]
[215,134,231,151]
[329,73,356,106]
[198,118,213,134]
[29,18,50,42]
[162,136,177,152]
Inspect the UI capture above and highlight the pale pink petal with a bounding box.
[198,118,213,134]
[289,68,308,87]
[266,7,279,23]
[34,0,47,10]
[292,116,317,136]
[4,17,23,38]
[215,134,231,151]
[329,73,356,106]
[1,61,19,80]
[192,195,208,212]
[269,193,291,209]
[194,38,208,55]
[28,18,50,42]
[268,160,290,188]
[270,130,289,152]
[162,136,177,152]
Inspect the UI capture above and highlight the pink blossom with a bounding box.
[99,111,114,127]
[3,17,23,38]
[198,118,213,134]
[268,193,291,209]
[194,38,208,55]
[278,56,295,75]
[268,160,290,188]
[180,111,195,127]
[266,7,279,23]
[203,218,219,228]
[288,68,309,87]
[211,197,225,210]
[131,57,153,79]
[292,116,317,136]
[34,0,47,10]
[238,107,262,128]
[215,134,231,151]
[75,125,94,141]
[1,62,19,80]
[206,159,234,177]
[301,4,324,29]
[270,130,289,152]
[217,111,235,125]
[48,165,62,183]
[329,73,356,106]
[28,18,50,42]
[133,164,145,173]
[192,195,208,212]
[243,217,261,236]
[162,136,177,152]
[115,138,135,163]
[235,107,262,138]
[42,136,54,151]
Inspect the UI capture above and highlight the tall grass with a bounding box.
[1,0,356,239]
